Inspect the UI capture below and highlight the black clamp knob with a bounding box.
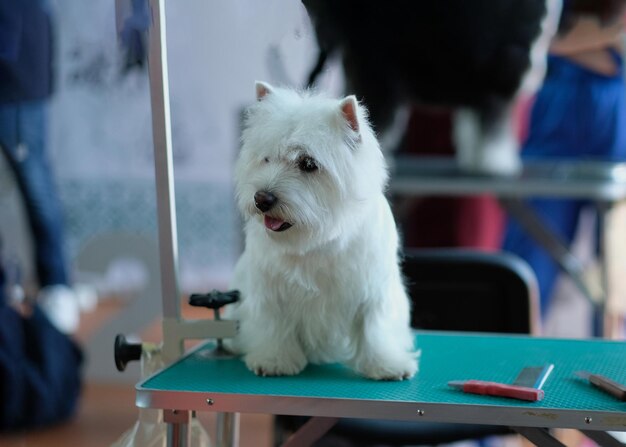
[189,289,240,354]
[189,289,240,320]
[114,334,142,372]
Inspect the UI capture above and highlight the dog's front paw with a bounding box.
[357,353,419,381]
[244,351,307,377]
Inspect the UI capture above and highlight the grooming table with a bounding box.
[138,331,626,446]
[390,156,626,337]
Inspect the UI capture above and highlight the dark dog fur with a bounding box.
[303,0,549,140]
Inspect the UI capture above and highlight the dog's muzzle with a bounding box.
[254,191,277,212]
[254,191,292,232]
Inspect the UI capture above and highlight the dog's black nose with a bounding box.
[254,191,277,212]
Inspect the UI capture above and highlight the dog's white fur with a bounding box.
[224,82,418,380]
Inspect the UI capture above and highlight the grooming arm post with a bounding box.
[145,2,241,446]
[146,0,183,362]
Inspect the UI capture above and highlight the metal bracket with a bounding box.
[163,409,191,424]
[512,426,567,447]
[281,417,340,447]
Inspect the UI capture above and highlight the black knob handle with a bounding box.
[189,290,240,311]
[114,334,142,372]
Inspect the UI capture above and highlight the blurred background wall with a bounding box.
[1,0,343,296]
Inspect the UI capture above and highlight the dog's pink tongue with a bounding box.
[264,215,285,231]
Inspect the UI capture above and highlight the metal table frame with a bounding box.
[136,334,626,447]
[391,156,626,338]
[136,1,626,445]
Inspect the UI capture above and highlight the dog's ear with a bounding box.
[339,95,360,136]
[255,81,274,101]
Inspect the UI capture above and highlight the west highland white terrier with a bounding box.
[225,81,418,380]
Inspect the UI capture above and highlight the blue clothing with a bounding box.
[0,0,53,103]
[0,102,69,287]
[0,0,68,288]
[0,0,82,432]
[503,50,626,316]
[523,50,626,161]
[0,283,83,431]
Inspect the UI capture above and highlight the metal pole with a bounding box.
[147,0,184,361]
[596,202,611,338]
[167,423,190,447]
[581,430,626,447]
[500,197,602,330]
[216,412,240,447]
[164,410,191,447]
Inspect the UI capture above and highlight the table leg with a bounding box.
[216,412,240,447]
[512,426,567,447]
[581,430,625,447]
[597,201,626,339]
[164,409,191,447]
[597,202,612,338]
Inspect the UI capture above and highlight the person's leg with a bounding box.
[0,101,69,287]
[0,241,6,307]
[0,102,81,333]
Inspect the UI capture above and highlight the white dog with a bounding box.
[225,81,417,380]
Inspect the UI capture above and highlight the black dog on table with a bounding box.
[303,0,561,175]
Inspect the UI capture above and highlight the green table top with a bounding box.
[137,331,626,431]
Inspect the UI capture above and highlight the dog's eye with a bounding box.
[263,157,270,163]
[297,156,318,173]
